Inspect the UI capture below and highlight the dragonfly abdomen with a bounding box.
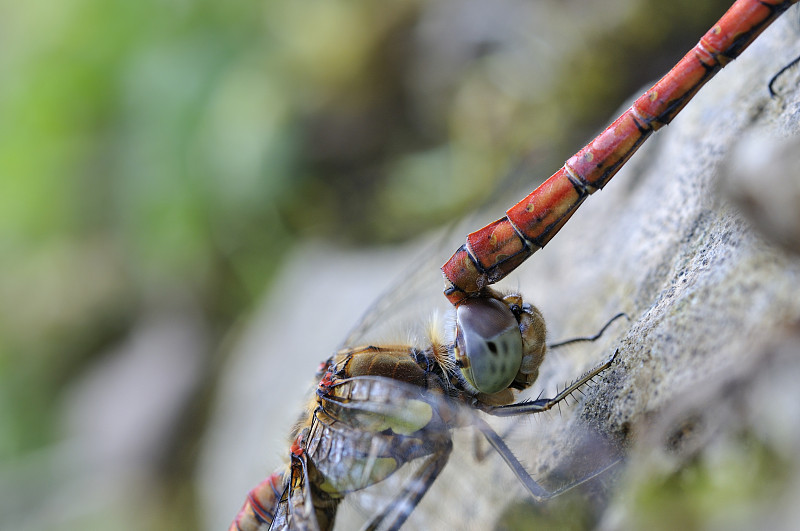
[228,472,283,531]
[442,0,799,305]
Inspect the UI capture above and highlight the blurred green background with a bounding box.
[0,0,732,529]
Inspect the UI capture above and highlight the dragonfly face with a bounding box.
[454,293,547,400]
[454,297,525,394]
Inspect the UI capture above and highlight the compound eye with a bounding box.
[455,297,523,394]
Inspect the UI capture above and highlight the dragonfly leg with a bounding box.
[547,313,628,349]
[474,416,552,500]
[769,52,800,97]
[486,350,619,418]
[361,441,452,531]
[476,414,622,502]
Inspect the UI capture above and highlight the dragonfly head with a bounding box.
[453,293,547,395]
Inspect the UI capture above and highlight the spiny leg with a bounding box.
[474,347,620,463]
[487,350,619,417]
[479,316,626,459]
[362,442,452,531]
[478,351,621,501]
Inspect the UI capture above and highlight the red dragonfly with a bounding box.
[229,1,799,530]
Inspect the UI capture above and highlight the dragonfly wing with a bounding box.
[307,375,457,496]
[268,450,333,531]
[339,230,461,349]
[361,446,453,531]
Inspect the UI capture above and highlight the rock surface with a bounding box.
[410,8,800,530]
[500,11,800,531]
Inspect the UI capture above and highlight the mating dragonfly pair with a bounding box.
[230,1,800,529]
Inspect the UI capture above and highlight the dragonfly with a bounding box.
[230,289,622,531]
[229,1,799,529]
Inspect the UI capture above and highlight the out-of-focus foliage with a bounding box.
[0,0,277,461]
[0,0,733,529]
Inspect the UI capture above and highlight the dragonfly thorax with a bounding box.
[453,293,547,396]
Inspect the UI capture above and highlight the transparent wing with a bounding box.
[338,226,460,350]
[299,370,620,530]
